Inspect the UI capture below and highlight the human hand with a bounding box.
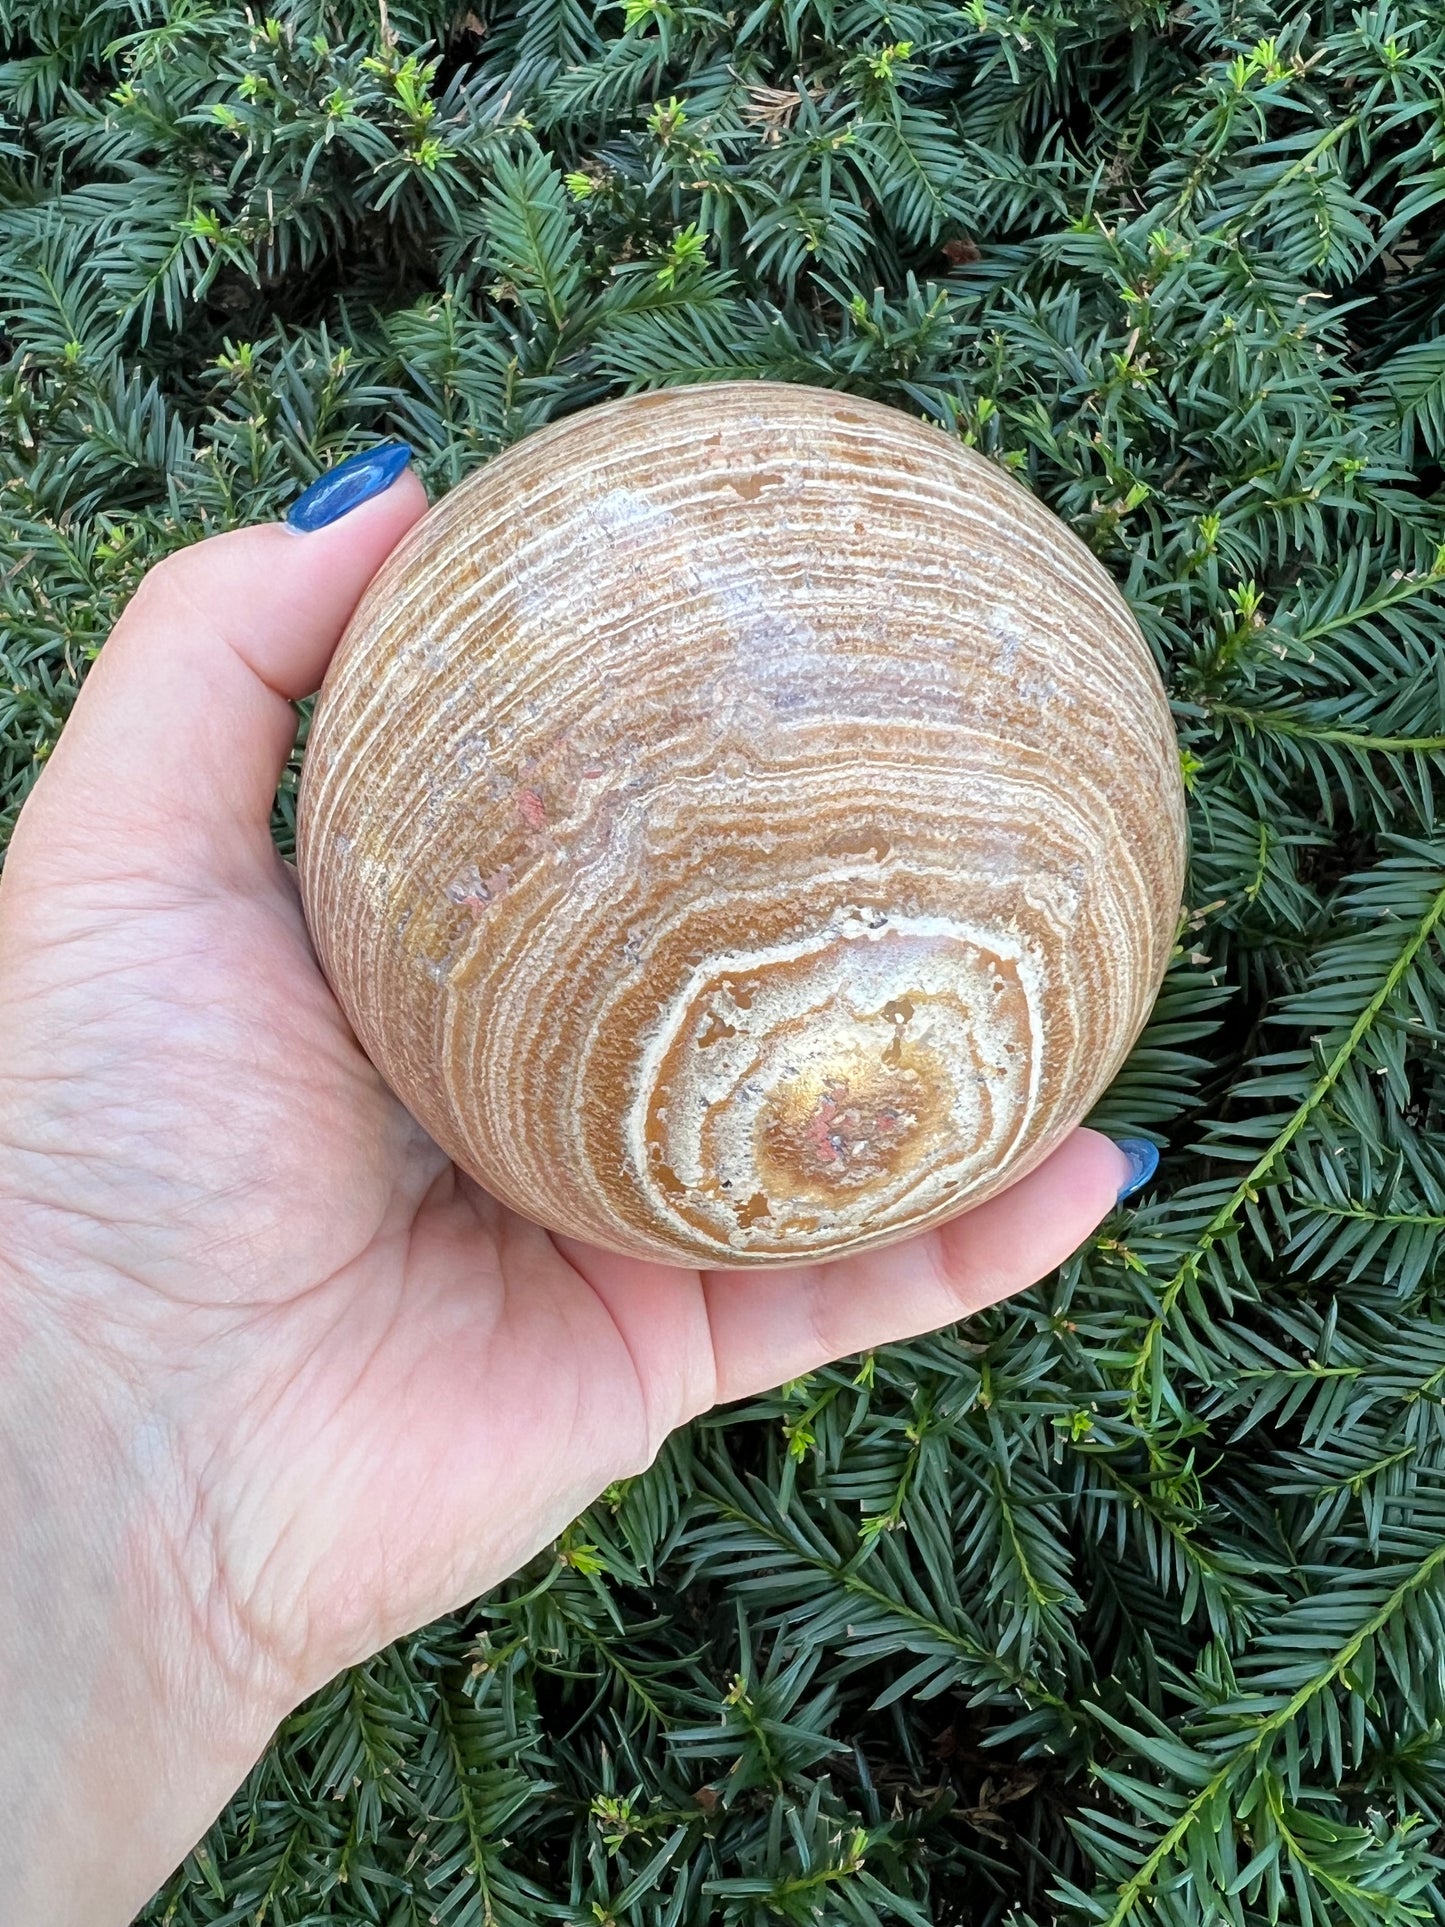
[0,443,1149,1924]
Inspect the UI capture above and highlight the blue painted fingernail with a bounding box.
[1112,1137,1160,1202]
[286,441,413,532]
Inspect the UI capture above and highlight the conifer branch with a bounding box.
[1126,880,1445,1418]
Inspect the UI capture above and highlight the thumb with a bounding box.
[8,447,428,892]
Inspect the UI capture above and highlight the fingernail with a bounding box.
[286,441,413,532]
[1111,1137,1160,1202]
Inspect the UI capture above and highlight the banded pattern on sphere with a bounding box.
[297,382,1187,1267]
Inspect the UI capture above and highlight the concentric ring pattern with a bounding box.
[296,383,1187,1267]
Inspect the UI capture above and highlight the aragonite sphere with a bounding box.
[297,382,1187,1268]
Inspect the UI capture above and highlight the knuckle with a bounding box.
[125,542,195,618]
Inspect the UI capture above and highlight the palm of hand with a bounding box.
[0,478,1125,1722]
[0,827,717,1700]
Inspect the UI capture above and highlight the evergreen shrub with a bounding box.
[3,0,1445,1920]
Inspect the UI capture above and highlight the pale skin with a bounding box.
[0,465,1137,1923]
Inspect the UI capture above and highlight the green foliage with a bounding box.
[3,0,1445,1920]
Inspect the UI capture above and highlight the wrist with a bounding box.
[0,1259,291,1924]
